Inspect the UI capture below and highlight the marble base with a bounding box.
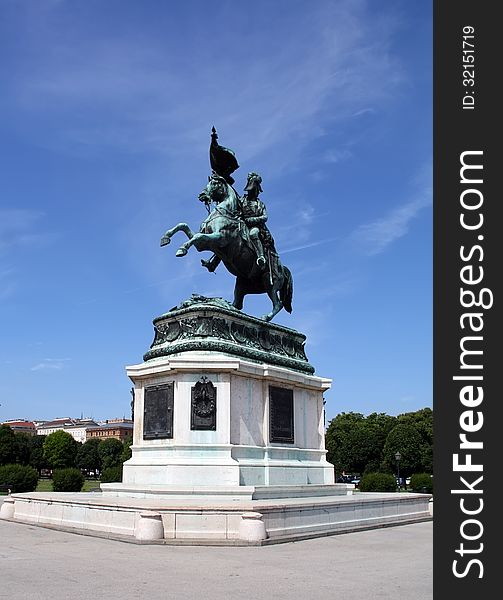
[5,491,432,544]
[125,352,334,488]
[100,483,354,501]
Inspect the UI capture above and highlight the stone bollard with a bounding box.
[0,497,15,520]
[135,511,164,541]
[239,512,267,542]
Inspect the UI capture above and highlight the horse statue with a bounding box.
[160,174,293,322]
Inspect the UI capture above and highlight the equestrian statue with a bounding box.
[160,127,293,322]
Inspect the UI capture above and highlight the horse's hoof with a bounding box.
[160,236,170,247]
[262,314,272,322]
[175,247,188,257]
[201,259,215,272]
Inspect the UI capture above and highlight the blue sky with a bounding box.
[0,0,432,423]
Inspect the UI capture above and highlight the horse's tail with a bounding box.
[280,266,293,313]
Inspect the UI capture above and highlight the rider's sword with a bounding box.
[268,251,273,286]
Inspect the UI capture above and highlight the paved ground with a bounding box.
[0,514,432,600]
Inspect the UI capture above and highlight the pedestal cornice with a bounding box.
[143,295,315,374]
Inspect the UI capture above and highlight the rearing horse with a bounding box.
[160,174,293,321]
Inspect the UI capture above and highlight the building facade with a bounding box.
[1,420,37,435]
[36,417,100,443]
[87,419,133,442]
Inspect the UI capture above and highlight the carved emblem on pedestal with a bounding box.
[191,376,217,430]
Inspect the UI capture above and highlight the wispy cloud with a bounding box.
[30,358,71,372]
[0,268,16,300]
[350,167,432,255]
[323,149,353,164]
[6,1,404,170]
[0,209,54,301]
[0,209,46,254]
[282,236,339,255]
[274,203,320,249]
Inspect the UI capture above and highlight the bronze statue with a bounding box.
[160,129,293,322]
[241,172,278,271]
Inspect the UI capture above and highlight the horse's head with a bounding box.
[199,173,231,205]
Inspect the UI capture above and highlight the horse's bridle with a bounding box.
[202,203,244,231]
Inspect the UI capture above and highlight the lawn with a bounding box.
[35,478,101,492]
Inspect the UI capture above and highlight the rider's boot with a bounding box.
[253,238,266,267]
[201,255,221,272]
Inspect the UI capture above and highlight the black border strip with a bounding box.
[434,1,498,595]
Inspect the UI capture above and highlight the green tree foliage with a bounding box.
[359,472,396,492]
[0,464,38,493]
[76,438,102,475]
[382,424,423,476]
[98,438,124,470]
[52,468,85,492]
[0,425,18,466]
[43,430,78,469]
[410,472,433,494]
[397,408,433,472]
[29,435,49,475]
[14,433,32,465]
[100,466,123,483]
[397,408,433,444]
[326,412,365,471]
[325,412,397,475]
[120,436,133,464]
[366,413,397,447]
[325,408,432,477]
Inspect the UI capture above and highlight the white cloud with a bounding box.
[0,209,45,254]
[7,1,404,170]
[323,149,353,164]
[0,209,54,301]
[0,269,16,300]
[282,236,339,255]
[350,167,432,255]
[30,358,71,372]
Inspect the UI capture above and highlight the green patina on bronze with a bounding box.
[143,295,314,374]
[160,128,293,322]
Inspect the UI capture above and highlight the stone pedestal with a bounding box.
[109,296,334,493]
[7,297,433,544]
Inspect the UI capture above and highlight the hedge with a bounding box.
[52,468,85,492]
[0,463,38,493]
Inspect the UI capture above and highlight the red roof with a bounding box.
[2,420,36,428]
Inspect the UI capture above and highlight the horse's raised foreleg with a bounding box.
[160,223,195,247]
[175,231,225,257]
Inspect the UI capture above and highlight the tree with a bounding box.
[76,438,102,475]
[365,413,397,448]
[397,408,433,444]
[325,413,383,475]
[382,424,423,477]
[120,436,133,464]
[397,408,433,473]
[326,412,400,475]
[0,425,18,466]
[43,430,79,470]
[326,408,432,477]
[29,435,49,476]
[98,438,124,470]
[15,433,32,465]
[326,412,364,471]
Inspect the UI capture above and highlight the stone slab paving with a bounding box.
[0,507,432,600]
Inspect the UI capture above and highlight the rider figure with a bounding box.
[240,172,277,268]
[201,172,278,276]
